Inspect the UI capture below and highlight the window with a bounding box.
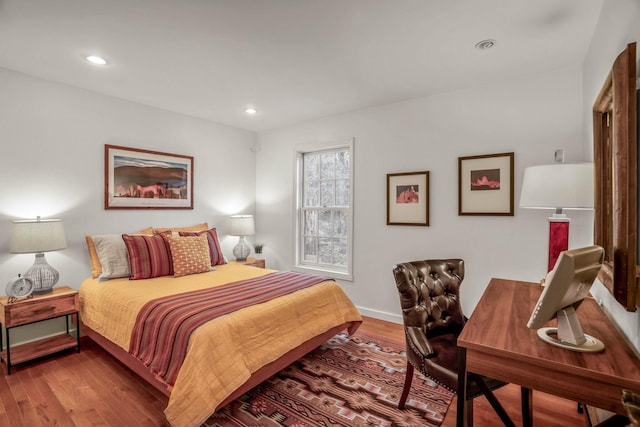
[295,140,353,280]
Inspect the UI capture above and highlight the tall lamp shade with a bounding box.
[228,215,255,261]
[10,216,67,294]
[520,163,594,271]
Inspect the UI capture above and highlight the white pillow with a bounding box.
[92,234,131,279]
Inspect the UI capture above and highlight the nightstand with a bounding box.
[233,257,265,268]
[0,286,80,374]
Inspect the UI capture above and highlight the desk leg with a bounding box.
[522,387,532,427]
[457,347,469,427]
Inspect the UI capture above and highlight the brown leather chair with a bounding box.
[393,259,521,427]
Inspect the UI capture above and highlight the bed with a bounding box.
[79,229,361,427]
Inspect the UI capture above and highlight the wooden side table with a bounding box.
[232,257,265,268]
[0,286,80,374]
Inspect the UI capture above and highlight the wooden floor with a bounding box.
[0,316,587,426]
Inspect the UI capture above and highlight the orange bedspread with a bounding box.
[131,271,328,386]
[79,263,362,427]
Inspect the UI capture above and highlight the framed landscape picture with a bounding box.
[387,171,429,226]
[104,144,194,209]
[458,152,514,216]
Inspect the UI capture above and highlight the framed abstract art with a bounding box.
[458,152,514,216]
[387,171,429,226]
[104,144,194,209]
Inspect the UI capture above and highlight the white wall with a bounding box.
[256,66,591,322]
[6,2,638,351]
[0,68,257,342]
[582,0,640,351]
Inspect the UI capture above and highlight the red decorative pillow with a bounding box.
[179,228,226,266]
[122,232,174,280]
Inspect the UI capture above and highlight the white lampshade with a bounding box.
[520,163,594,210]
[228,215,255,236]
[10,217,67,253]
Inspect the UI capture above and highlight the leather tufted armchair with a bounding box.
[393,259,520,426]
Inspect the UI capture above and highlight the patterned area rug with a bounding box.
[202,332,454,427]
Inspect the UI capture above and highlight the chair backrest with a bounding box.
[393,259,466,337]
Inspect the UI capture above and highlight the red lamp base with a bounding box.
[548,216,569,272]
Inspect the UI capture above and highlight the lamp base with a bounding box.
[233,236,251,261]
[548,214,569,272]
[24,253,59,294]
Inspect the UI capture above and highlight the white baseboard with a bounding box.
[356,306,403,324]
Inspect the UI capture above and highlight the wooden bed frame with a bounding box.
[81,320,362,410]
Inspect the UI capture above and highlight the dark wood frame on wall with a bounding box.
[592,42,637,311]
[386,171,430,226]
[458,152,514,216]
[104,144,194,210]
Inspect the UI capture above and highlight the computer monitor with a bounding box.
[527,245,605,353]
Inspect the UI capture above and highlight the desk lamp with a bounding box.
[10,216,67,294]
[229,215,255,261]
[520,152,594,272]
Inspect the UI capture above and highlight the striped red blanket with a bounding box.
[129,271,327,386]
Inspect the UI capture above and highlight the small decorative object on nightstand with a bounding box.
[0,286,80,374]
[5,274,34,304]
[253,243,263,255]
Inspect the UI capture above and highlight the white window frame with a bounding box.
[294,139,354,281]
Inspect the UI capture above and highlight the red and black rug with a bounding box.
[202,332,454,426]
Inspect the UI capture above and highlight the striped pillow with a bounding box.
[122,232,173,280]
[166,234,212,277]
[179,228,226,265]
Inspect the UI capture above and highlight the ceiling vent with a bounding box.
[475,39,496,50]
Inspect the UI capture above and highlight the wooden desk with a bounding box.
[457,278,640,427]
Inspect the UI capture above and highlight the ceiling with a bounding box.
[0,0,604,132]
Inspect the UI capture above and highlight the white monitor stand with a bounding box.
[537,306,605,353]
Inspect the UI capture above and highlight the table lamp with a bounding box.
[10,216,67,294]
[228,215,255,261]
[520,157,594,272]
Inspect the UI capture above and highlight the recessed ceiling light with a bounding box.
[245,107,257,115]
[474,39,496,50]
[85,55,108,65]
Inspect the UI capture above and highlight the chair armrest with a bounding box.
[406,326,434,358]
